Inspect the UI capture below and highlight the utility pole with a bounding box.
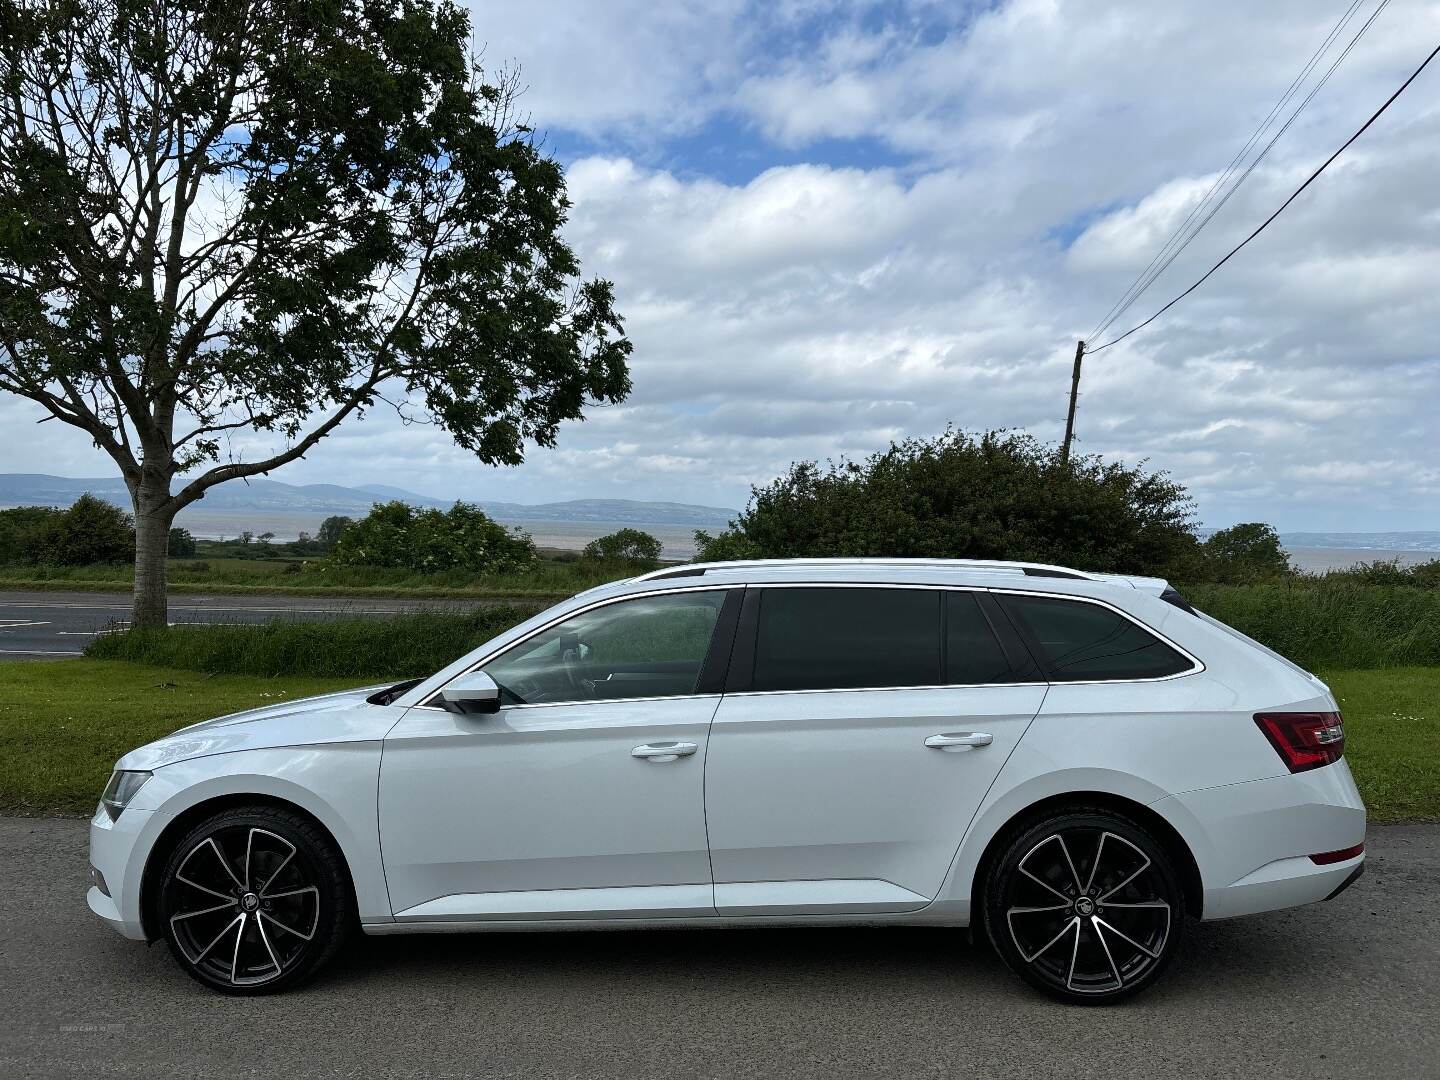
[1061,339,1085,466]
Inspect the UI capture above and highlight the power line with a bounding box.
[1089,0,1382,344]
[1088,36,1440,355]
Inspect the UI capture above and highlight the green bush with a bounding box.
[85,604,548,678]
[582,527,662,567]
[0,505,62,562]
[330,501,535,574]
[23,494,134,565]
[696,429,1197,575]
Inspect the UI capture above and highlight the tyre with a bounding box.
[157,805,353,994]
[983,808,1186,1004]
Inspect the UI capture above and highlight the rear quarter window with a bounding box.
[999,594,1194,681]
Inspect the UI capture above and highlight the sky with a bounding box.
[3,0,1439,530]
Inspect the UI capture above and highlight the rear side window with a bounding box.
[1000,594,1193,681]
[752,588,940,691]
[946,592,1014,684]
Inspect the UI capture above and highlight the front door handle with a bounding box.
[925,732,994,751]
[631,741,698,762]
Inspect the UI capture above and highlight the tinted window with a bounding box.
[945,592,1014,684]
[752,588,940,692]
[1001,595,1192,681]
[483,591,727,704]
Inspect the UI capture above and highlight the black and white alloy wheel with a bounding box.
[985,810,1185,1004]
[159,807,351,993]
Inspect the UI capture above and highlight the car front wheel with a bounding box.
[984,808,1186,1004]
[158,805,352,993]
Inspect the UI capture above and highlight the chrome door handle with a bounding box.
[925,732,993,750]
[631,742,698,762]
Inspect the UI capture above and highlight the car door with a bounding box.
[704,585,1047,916]
[379,587,740,922]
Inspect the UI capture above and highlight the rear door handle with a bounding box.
[925,732,993,751]
[631,741,698,762]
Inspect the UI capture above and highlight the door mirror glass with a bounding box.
[440,671,502,715]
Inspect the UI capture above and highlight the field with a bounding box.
[0,659,1434,822]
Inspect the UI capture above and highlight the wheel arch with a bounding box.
[967,791,1204,926]
[139,792,358,942]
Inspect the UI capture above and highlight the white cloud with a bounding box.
[3,0,1438,533]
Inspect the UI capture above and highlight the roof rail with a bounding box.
[634,558,1095,583]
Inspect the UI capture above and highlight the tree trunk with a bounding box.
[132,486,176,630]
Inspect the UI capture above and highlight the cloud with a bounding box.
[3,0,1438,533]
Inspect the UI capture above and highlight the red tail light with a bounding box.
[1254,711,1345,773]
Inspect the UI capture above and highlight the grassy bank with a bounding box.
[1188,580,1440,669]
[85,604,547,678]
[0,661,360,814]
[1,660,1434,821]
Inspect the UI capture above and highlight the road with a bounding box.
[1,818,1436,1079]
[0,589,503,659]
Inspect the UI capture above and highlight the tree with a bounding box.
[25,493,135,565]
[317,516,353,549]
[696,429,1197,575]
[1200,522,1291,581]
[583,527,663,566]
[166,526,196,558]
[0,1,631,626]
[329,500,534,574]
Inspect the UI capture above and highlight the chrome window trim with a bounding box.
[416,584,741,711]
[415,579,1203,711]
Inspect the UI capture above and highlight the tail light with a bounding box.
[1254,712,1344,773]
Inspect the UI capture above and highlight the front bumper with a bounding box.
[1152,760,1367,921]
[88,804,161,940]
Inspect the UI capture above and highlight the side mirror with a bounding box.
[440,671,502,715]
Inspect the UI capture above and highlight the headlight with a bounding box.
[99,770,151,821]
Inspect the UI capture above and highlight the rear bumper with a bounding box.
[1151,760,1366,921]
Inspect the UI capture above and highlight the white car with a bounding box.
[88,559,1366,1002]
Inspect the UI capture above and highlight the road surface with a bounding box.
[0,589,504,659]
[1,817,1436,1079]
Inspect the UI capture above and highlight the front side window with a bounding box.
[1000,594,1193,681]
[751,587,941,692]
[482,591,729,705]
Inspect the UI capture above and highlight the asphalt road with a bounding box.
[1,818,1436,1079]
[0,589,501,659]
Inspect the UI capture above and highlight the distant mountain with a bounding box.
[0,473,735,528]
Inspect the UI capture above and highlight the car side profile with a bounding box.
[88,558,1366,1003]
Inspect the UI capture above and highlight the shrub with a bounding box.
[0,505,62,563]
[24,494,134,565]
[329,501,536,575]
[582,528,663,566]
[698,429,1197,575]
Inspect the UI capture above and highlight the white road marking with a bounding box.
[0,648,81,655]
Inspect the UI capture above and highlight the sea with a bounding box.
[171,509,1440,570]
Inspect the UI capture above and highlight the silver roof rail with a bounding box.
[632,557,1099,583]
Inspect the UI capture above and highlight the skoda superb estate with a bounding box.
[88,559,1365,1003]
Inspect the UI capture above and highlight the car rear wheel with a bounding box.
[984,809,1186,1004]
[158,806,352,994]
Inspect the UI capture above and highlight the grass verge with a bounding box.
[0,660,1434,822]
[84,604,547,678]
[0,661,360,814]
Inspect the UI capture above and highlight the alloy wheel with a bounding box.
[164,826,321,989]
[1001,827,1173,997]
